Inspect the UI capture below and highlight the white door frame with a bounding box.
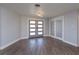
[50,16,64,40]
[28,18,44,38]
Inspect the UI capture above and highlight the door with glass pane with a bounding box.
[37,20,43,37]
[29,20,43,38]
[29,20,36,38]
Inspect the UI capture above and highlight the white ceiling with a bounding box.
[0,3,79,17]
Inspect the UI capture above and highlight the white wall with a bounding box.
[50,10,78,46]
[20,16,29,39]
[0,7,20,49]
[77,12,79,46]
[64,11,78,46]
[44,18,49,36]
[0,7,1,48]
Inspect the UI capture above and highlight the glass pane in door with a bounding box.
[38,32,43,35]
[38,25,42,27]
[30,25,35,27]
[30,32,35,35]
[38,29,42,31]
[30,29,35,31]
[30,21,35,24]
[38,21,43,24]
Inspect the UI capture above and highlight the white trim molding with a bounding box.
[62,39,78,47]
[0,37,29,50]
[50,35,63,41]
[0,38,21,50]
[50,35,78,47]
[20,37,28,39]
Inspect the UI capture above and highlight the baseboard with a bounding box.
[50,35,63,41]
[62,39,78,47]
[0,38,21,50]
[20,37,28,39]
[43,35,50,37]
[0,37,29,50]
[50,35,78,47]
[0,36,78,50]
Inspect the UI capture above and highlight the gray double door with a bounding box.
[29,20,43,38]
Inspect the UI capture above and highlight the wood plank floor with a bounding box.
[0,37,79,55]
